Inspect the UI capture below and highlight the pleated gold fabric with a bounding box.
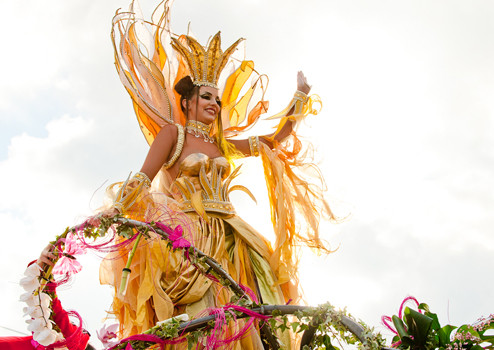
[100,157,297,348]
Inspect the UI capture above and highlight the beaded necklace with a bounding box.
[185,120,215,143]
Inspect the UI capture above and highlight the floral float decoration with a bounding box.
[382,296,494,350]
[18,215,492,349]
[20,230,88,347]
[20,263,62,346]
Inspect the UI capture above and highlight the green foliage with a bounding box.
[390,302,494,350]
[267,303,385,350]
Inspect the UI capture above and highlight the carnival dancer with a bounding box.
[91,1,335,347]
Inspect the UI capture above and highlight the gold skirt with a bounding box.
[100,210,296,349]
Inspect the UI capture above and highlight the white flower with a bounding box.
[19,275,40,292]
[34,328,59,346]
[20,292,37,307]
[27,317,52,332]
[54,331,65,342]
[23,305,39,317]
[24,263,42,277]
[20,261,61,348]
[38,292,52,309]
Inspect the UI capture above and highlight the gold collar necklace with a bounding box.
[185,120,215,143]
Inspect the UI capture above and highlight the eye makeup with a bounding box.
[200,92,221,106]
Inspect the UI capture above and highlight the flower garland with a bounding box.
[109,302,386,350]
[20,217,388,349]
[19,230,87,347]
[289,303,386,350]
[20,217,493,350]
[20,263,63,346]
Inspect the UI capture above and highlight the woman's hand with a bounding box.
[87,207,120,227]
[37,243,57,270]
[297,71,311,95]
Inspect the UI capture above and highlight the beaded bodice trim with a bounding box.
[171,153,254,216]
[163,124,185,169]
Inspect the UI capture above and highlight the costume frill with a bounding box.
[100,1,335,347]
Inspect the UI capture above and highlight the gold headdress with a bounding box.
[171,32,244,89]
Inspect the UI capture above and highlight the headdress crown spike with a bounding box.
[171,32,244,88]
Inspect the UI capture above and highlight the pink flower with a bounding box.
[169,226,191,249]
[52,233,86,276]
[97,323,119,348]
[156,223,191,259]
[156,223,191,249]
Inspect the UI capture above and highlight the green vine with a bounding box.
[289,303,385,350]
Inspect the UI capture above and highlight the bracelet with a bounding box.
[291,90,309,116]
[134,172,151,188]
[111,170,151,214]
[294,90,308,103]
[248,136,260,157]
[112,201,124,214]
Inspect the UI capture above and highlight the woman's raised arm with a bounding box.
[229,71,311,155]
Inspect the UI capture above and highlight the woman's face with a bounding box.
[185,86,221,124]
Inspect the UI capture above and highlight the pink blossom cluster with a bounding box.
[472,314,494,332]
[445,328,482,350]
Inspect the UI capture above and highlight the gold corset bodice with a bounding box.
[178,153,231,179]
[172,153,252,216]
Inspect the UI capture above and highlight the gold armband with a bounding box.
[112,171,152,214]
[163,124,185,169]
[265,90,321,144]
[291,90,309,116]
[248,136,260,157]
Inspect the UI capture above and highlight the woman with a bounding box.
[96,2,334,347]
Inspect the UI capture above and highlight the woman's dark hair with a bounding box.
[174,76,199,113]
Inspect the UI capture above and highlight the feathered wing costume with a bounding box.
[101,0,335,346]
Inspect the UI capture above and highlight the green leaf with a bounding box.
[437,324,456,346]
[425,310,441,331]
[271,309,281,317]
[322,334,337,349]
[268,318,277,329]
[392,315,409,339]
[118,225,135,239]
[291,322,299,333]
[470,346,484,350]
[404,307,433,345]
[418,303,431,313]
[479,334,494,342]
[400,335,415,348]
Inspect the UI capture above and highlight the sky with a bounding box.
[1,0,493,348]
